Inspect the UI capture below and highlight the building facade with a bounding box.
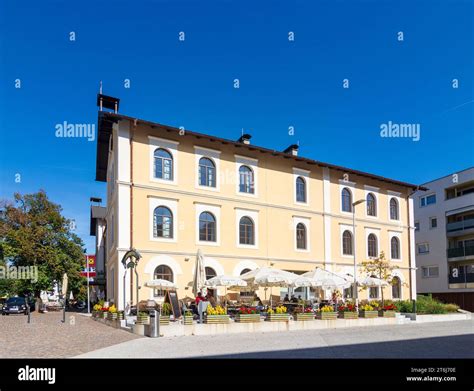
[414,167,474,311]
[94,97,420,310]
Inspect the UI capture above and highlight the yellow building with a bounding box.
[94,96,422,310]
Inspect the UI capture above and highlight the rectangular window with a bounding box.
[417,243,429,254]
[430,217,437,229]
[422,266,439,278]
[415,221,420,231]
[420,194,436,207]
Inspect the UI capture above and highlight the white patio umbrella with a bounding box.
[193,249,207,297]
[144,279,177,289]
[240,267,299,307]
[358,276,389,287]
[301,267,351,310]
[205,275,247,309]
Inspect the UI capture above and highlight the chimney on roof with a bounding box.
[284,144,299,156]
[238,133,252,145]
[97,83,120,113]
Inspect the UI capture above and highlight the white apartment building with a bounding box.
[414,167,474,311]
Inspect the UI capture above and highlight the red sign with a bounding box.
[81,255,97,277]
[86,255,96,267]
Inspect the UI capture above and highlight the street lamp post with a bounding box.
[352,199,366,311]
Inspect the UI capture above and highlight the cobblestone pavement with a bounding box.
[0,311,141,358]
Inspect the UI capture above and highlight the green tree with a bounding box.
[360,251,403,306]
[0,191,85,299]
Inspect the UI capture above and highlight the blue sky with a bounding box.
[0,0,473,253]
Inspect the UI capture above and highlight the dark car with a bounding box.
[2,297,29,315]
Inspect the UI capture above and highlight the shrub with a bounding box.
[444,303,459,313]
[161,303,171,316]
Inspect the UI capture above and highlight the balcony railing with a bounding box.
[446,219,474,233]
[447,245,474,259]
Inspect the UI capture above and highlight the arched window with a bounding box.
[341,188,352,212]
[296,223,307,250]
[342,230,353,255]
[369,274,379,299]
[366,193,377,216]
[240,268,254,298]
[239,165,254,194]
[368,234,378,258]
[392,276,401,299]
[154,148,173,180]
[153,265,173,297]
[205,267,217,280]
[199,212,216,242]
[239,216,255,245]
[391,237,400,259]
[153,206,173,238]
[390,198,399,220]
[296,176,306,203]
[199,157,216,187]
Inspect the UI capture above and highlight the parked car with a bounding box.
[2,297,29,315]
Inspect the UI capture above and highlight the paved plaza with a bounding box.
[77,319,474,359]
[0,311,139,358]
[1,311,472,358]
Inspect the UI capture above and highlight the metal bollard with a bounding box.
[412,299,417,314]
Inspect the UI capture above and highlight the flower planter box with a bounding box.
[136,314,150,325]
[107,312,118,321]
[316,312,338,320]
[235,313,261,323]
[184,316,193,325]
[204,315,230,324]
[101,311,108,319]
[378,310,396,318]
[92,311,98,318]
[265,313,290,322]
[117,312,124,321]
[159,315,170,325]
[338,311,358,319]
[294,313,315,321]
[359,310,378,318]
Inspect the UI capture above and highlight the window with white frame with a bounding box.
[149,136,179,184]
[239,216,255,245]
[341,187,352,212]
[195,203,220,245]
[342,230,353,255]
[296,176,306,203]
[391,276,401,299]
[391,237,400,259]
[149,197,178,242]
[294,217,310,251]
[389,198,399,220]
[367,233,378,258]
[294,168,310,204]
[195,146,221,190]
[420,194,436,207]
[366,193,377,216]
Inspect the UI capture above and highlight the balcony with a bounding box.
[448,264,474,288]
[446,219,474,237]
[447,245,474,260]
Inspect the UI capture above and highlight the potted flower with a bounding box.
[235,307,261,323]
[107,304,118,320]
[316,305,337,320]
[204,305,230,324]
[265,305,289,322]
[117,310,124,321]
[294,307,314,321]
[160,303,171,325]
[136,311,150,325]
[183,310,193,325]
[379,303,397,317]
[359,304,378,318]
[337,302,358,319]
[92,304,102,318]
[101,305,109,319]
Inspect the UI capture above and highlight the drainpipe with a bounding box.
[130,119,136,306]
[406,187,421,305]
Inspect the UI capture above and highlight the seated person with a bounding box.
[290,295,298,303]
[283,294,290,302]
[195,292,204,305]
[206,292,217,307]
